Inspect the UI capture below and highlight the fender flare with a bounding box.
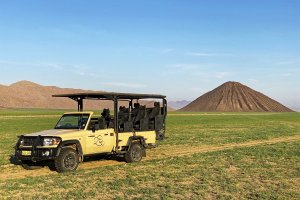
[126,136,147,157]
[56,140,83,158]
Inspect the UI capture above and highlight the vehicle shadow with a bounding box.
[9,154,55,171]
[9,154,22,166]
[9,154,125,172]
[83,154,125,163]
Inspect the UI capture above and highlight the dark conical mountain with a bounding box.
[180,81,293,112]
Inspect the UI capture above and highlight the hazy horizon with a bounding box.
[1,79,299,111]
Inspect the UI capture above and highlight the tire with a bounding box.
[156,129,165,141]
[54,147,79,173]
[124,142,144,163]
[21,160,44,170]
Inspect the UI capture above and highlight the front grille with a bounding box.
[22,137,37,146]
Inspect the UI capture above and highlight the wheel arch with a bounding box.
[56,140,83,161]
[126,136,146,157]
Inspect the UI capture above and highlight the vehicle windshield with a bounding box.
[55,114,90,129]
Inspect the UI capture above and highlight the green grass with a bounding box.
[0,141,299,199]
[0,109,299,199]
[165,112,300,146]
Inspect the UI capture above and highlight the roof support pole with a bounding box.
[77,98,83,112]
[113,96,119,151]
[162,98,167,134]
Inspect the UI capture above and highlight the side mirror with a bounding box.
[92,124,96,133]
[91,123,99,132]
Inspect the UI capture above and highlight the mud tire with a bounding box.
[125,142,144,163]
[55,147,79,173]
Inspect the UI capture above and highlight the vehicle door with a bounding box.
[85,128,116,154]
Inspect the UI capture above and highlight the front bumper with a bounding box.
[15,135,59,162]
[15,147,58,162]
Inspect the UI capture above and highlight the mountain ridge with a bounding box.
[0,81,173,110]
[168,100,191,110]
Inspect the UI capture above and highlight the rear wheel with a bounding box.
[55,147,79,173]
[21,160,44,170]
[125,142,144,163]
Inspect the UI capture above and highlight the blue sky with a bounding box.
[0,0,299,108]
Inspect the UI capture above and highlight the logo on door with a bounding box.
[94,135,104,146]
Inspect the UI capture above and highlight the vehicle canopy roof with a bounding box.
[52,92,166,100]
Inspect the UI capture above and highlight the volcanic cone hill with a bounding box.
[180,81,293,112]
[0,80,174,110]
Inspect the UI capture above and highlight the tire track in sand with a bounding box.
[1,135,300,180]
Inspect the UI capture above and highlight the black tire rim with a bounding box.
[131,146,141,161]
[64,153,76,169]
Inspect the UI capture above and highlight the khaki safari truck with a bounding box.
[15,92,167,173]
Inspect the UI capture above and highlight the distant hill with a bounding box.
[168,100,191,110]
[180,81,293,112]
[0,81,173,110]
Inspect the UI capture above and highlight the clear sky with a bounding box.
[0,0,299,108]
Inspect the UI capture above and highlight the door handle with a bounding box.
[88,135,95,137]
[104,134,109,136]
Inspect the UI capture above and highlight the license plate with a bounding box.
[21,151,31,156]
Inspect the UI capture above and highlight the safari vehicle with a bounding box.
[15,92,167,173]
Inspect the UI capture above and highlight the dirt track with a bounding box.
[1,135,300,180]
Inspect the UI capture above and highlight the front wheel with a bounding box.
[55,147,79,173]
[124,142,144,163]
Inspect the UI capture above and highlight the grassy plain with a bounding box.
[0,109,299,199]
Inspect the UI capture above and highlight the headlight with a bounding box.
[43,138,61,146]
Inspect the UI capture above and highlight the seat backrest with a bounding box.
[155,115,164,130]
[118,106,125,119]
[123,107,129,120]
[118,106,129,125]
[101,109,111,121]
[98,117,106,129]
[132,103,140,116]
[149,102,160,119]
[101,108,111,128]
[134,105,146,122]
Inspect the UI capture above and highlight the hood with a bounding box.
[24,129,80,137]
